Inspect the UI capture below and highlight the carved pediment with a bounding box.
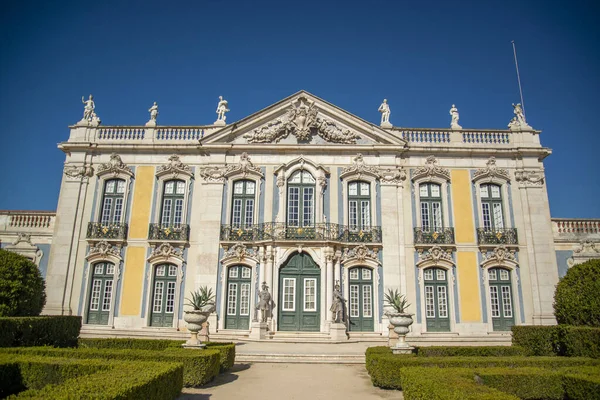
[224,153,263,178]
[413,156,450,182]
[97,154,134,178]
[417,245,454,266]
[342,244,380,264]
[157,155,192,178]
[222,243,258,262]
[473,157,510,183]
[341,153,406,185]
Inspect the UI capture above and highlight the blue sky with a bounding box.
[1,0,598,217]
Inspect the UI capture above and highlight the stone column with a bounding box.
[326,251,334,323]
[265,245,274,330]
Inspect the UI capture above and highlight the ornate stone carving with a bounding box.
[87,240,121,259]
[450,104,462,130]
[64,164,94,180]
[97,154,134,177]
[515,168,544,187]
[150,243,183,259]
[378,99,392,128]
[215,96,230,126]
[224,153,263,178]
[146,102,158,127]
[481,245,516,264]
[413,155,450,182]
[508,103,532,131]
[198,166,226,183]
[244,96,359,144]
[341,153,406,185]
[223,243,257,261]
[568,240,599,267]
[12,233,32,245]
[78,94,101,126]
[378,167,407,185]
[417,245,453,265]
[342,244,379,263]
[157,155,192,178]
[473,157,510,183]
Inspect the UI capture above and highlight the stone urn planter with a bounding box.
[183,287,215,348]
[387,312,414,353]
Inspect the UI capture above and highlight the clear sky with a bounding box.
[1,0,598,217]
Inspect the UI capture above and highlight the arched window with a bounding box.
[150,264,178,327]
[86,262,115,325]
[287,171,316,228]
[161,180,185,227]
[480,184,504,230]
[100,179,125,224]
[348,181,371,231]
[488,267,514,331]
[231,180,256,228]
[419,183,443,231]
[423,267,450,332]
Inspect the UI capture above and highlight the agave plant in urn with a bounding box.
[183,286,216,348]
[384,288,414,354]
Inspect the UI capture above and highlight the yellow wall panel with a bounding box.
[451,170,475,243]
[120,246,145,316]
[457,251,481,322]
[129,166,154,239]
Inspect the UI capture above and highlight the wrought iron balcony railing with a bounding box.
[86,222,128,240]
[476,228,518,245]
[414,227,455,245]
[220,223,382,243]
[148,223,190,242]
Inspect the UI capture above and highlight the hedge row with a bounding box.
[365,346,600,390]
[415,346,527,357]
[78,337,236,373]
[0,354,183,399]
[512,325,600,358]
[0,316,81,348]
[1,346,220,387]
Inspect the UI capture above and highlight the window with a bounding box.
[488,267,515,331]
[287,171,315,227]
[150,264,178,327]
[86,262,115,325]
[423,267,450,332]
[480,184,504,230]
[100,179,126,224]
[160,180,185,227]
[231,180,256,228]
[348,181,371,230]
[419,183,443,231]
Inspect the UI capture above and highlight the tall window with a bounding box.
[348,181,371,230]
[161,180,185,227]
[488,267,514,331]
[150,264,177,327]
[100,179,126,225]
[423,267,450,332]
[231,180,256,228]
[420,183,443,231]
[287,171,315,227]
[480,184,504,230]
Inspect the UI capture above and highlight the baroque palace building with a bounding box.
[1,90,599,343]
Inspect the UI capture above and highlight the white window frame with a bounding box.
[415,261,457,334]
[414,176,451,232]
[282,277,296,312]
[303,278,317,312]
[480,260,521,333]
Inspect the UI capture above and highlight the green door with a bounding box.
[278,253,320,331]
[225,266,252,330]
[488,268,515,331]
[348,267,374,332]
[86,262,115,325]
[424,267,450,332]
[150,264,177,327]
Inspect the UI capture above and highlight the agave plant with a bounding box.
[384,288,411,314]
[185,286,215,310]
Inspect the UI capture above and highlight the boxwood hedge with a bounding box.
[0,316,81,348]
[512,325,600,358]
[415,346,527,357]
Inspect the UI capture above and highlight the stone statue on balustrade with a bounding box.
[79,95,101,126]
[378,99,392,128]
[449,104,462,129]
[146,102,159,127]
[255,282,273,323]
[330,283,347,323]
[508,103,532,130]
[214,96,230,126]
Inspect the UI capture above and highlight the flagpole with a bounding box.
[511,40,526,118]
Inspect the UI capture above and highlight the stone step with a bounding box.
[236,353,366,364]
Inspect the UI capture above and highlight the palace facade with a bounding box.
[2,91,599,344]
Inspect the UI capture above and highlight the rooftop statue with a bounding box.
[146,102,158,127]
[450,104,462,129]
[378,99,392,128]
[79,94,101,126]
[508,103,532,130]
[215,96,230,126]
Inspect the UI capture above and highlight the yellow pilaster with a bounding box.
[451,170,475,244]
[128,166,154,239]
[457,251,481,322]
[120,246,145,316]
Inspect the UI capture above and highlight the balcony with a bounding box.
[148,223,190,242]
[414,227,455,246]
[86,222,128,241]
[476,228,518,246]
[220,223,382,243]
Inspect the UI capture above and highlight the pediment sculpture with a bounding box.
[473,157,510,183]
[157,155,192,178]
[413,155,450,182]
[97,154,134,177]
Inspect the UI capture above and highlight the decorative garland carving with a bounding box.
[473,157,509,183]
[198,166,226,183]
[223,243,258,261]
[97,154,134,177]
[515,168,544,187]
[243,96,359,144]
[87,240,121,259]
[378,167,407,185]
[417,245,453,265]
[157,155,192,178]
[149,243,183,259]
[481,245,516,264]
[224,152,263,178]
[64,164,94,180]
[342,244,379,263]
[341,153,407,185]
[12,233,32,246]
[413,155,450,182]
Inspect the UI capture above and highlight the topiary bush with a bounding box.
[0,249,46,317]
[554,259,600,327]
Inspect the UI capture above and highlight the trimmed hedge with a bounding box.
[0,316,81,348]
[416,346,527,357]
[0,354,182,399]
[0,249,46,317]
[554,259,600,326]
[512,325,600,358]
[1,346,220,387]
[198,343,235,372]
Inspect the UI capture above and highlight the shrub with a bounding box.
[0,249,46,317]
[554,259,600,327]
[512,325,600,358]
[203,342,236,372]
[0,316,81,348]
[511,325,559,356]
[563,372,600,400]
[561,326,600,358]
[1,346,220,387]
[476,367,564,400]
[416,346,527,357]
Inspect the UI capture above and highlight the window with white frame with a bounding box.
[348,181,371,231]
[231,180,256,228]
[287,171,315,227]
[100,179,126,225]
[480,184,504,230]
[419,183,443,231]
[161,180,186,227]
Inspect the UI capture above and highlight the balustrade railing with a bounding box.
[462,131,510,144]
[98,128,145,141]
[414,227,455,245]
[7,212,54,229]
[87,222,128,240]
[220,223,382,243]
[156,128,203,141]
[476,228,518,245]
[148,223,190,241]
[402,130,451,144]
[553,219,600,235]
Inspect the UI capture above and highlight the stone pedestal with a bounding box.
[198,321,210,343]
[391,333,415,355]
[213,120,226,126]
[388,324,399,347]
[249,321,268,340]
[380,121,392,129]
[329,323,348,341]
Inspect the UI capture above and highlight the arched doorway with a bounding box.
[278,252,320,331]
[225,265,252,330]
[348,266,374,332]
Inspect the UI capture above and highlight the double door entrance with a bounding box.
[278,253,320,331]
